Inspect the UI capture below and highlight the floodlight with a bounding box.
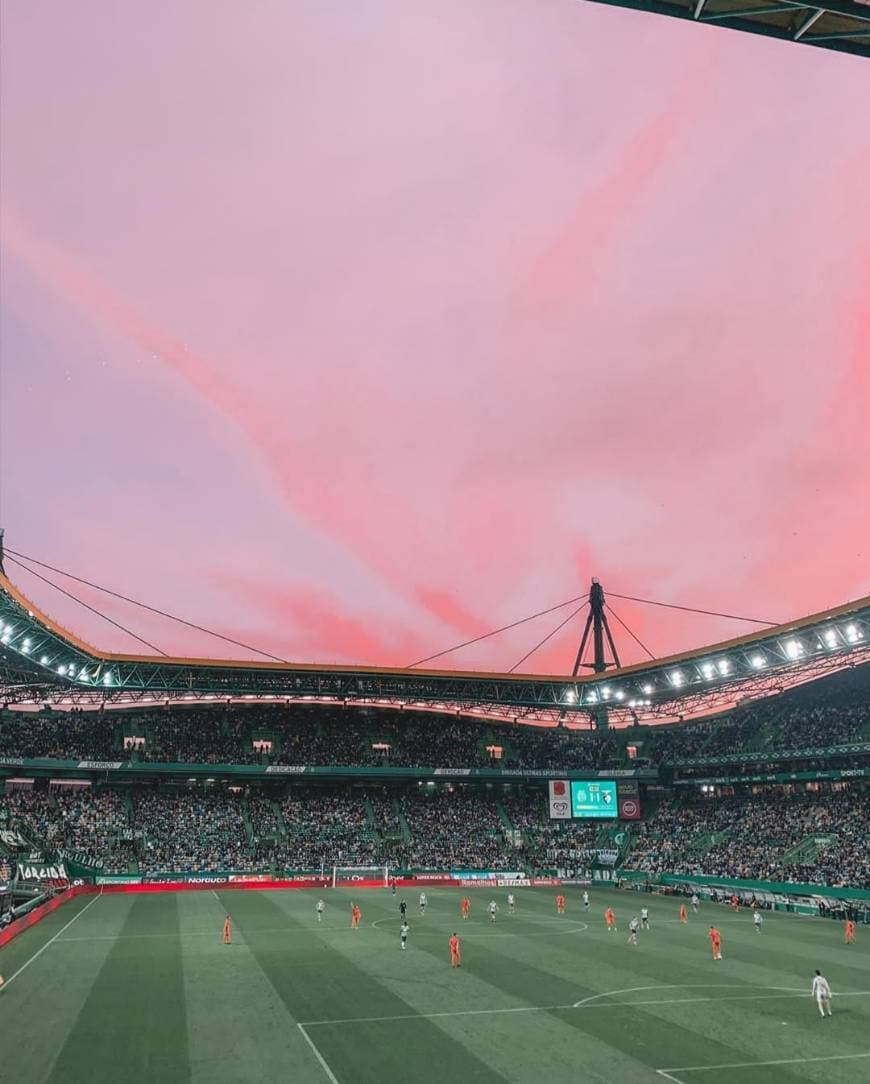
[41,655,49,665]
[57,664,67,675]
[670,670,684,687]
[642,684,653,695]
[601,686,610,697]
[823,629,838,649]
[844,624,863,643]
[784,639,802,660]
[564,689,576,703]
[587,692,598,704]
[717,659,731,676]
[751,654,766,669]
[700,662,715,680]
[103,673,113,685]
[615,690,624,701]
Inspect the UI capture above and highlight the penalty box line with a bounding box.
[300,988,870,1028]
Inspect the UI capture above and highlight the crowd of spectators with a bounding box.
[625,789,869,888]
[136,791,256,874]
[0,706,612,770]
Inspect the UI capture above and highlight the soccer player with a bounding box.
[419,892,427,915]
[640,907,650,930]
[461,896,470,920]
[399,899,407,920]
[753,910,763,934]
[708,925,722,960]
[556,893,565,914]
[812,970,832,1017]
[449,932,461,967]
[628,916,640,945]
[582,890,590,911]
[845,918,856,944]
[489,900,498,923]
[691,893,699,913]
[223,915,231,945]
[508,893,516,915]
[391,879,397,896]
[730,894,739,912]
[605,907,616,933]
[316,899,325,924]
[679,903,688,924]
[351,903,361,929]
[400,921,410,950]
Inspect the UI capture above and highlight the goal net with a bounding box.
[331,865,390,888]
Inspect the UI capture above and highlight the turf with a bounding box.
[1,886,867,1083]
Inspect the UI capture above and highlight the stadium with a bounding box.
[2,2,870,1083]
[1,549,868,1083]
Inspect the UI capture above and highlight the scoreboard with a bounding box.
[570,780,617,818]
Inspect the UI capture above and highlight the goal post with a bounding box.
[331,865,390,888]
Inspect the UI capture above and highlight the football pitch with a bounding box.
[1,886,867,1083]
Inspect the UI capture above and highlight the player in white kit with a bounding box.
[507,893,516,914]
[628,916,640,945]
[691,894,699,913]
[316,899,325,923]
[400,921,410,949]
[640,907,650,930]
[582,891,590,911]
[812,970,832,1017]
[489,900,498,923]
[419,892,427,915]
[753,911,763,933]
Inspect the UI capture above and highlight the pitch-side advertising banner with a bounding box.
[548,779,571,819]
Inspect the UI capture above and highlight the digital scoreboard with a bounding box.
[570,780,618,818]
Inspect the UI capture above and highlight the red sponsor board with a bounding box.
[0,885,92,948]
[619,796,642,820]
[99,877,331,894]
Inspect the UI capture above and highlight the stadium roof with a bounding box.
[583,0,870,59]
[1,569,867,724]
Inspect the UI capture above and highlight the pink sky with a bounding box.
[1,0,869,674]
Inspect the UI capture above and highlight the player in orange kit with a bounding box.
[845,919,856,944]
[461,896,470,920]
[556,894,565,914]
[708,925,722,960]
[679,903,688,924]
[605,907,616,932]
[730,894,739,912]
[449,932,462,967]
[351,903,361,929]
[223,914,231,945]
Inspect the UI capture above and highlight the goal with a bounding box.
[331,865,390,888]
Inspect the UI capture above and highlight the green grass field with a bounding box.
[1,886,867,1083]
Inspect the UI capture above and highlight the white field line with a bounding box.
[655,1072,687,1084]
[298,1023,341,1084]
[301,988,870,1028]
[0,894,100,993]
[658,1051,870,1075]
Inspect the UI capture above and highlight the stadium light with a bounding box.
[700,661,715,680]
[41,655,49,665]
[564,689,576,703]
[670,670,685,687]
[822,628,838,649]
[783,639,803,660]
[103,672,113,685]
[57,664,67,675]
[844,623,863,643]
[750,654,766,669]
[615,690,624,701]
[717,659,731,676]
[642,683,653,695]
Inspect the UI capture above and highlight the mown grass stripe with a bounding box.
[46,894,189,1084]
